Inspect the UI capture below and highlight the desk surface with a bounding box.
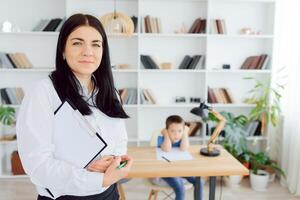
[127,145,249,178]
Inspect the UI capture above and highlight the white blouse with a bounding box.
[16,78,128,198]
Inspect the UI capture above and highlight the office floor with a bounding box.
[0,178,299,200]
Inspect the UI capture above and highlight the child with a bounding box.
[157,115,203,200]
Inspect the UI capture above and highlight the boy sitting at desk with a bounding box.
[157,115,203,200]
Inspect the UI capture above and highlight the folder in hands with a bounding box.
[53,100,107,168]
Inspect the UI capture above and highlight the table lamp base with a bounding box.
[200,147,220,157]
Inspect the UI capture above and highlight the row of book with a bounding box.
[32,18,65,32]
[119,88,137,105]
[189,18,206,34]
[211,19,227,34]
[208,87,235,104]
[0,52,33,69]
[140,89,156,104]
[241,54,270,70]
[141,15,162,33]
[178,55,205,70]
[0,88,24,105]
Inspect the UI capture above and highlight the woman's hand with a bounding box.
[87,155,114,173]
[102,155,133,187]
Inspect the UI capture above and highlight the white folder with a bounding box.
[53,100,107,168]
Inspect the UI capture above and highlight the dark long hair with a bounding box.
[50,13,129,118]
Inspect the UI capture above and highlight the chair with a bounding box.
[117,178,132,200]
[145,130,193,200]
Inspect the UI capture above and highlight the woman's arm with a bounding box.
[17,80,104,198]
[180,125,190,151]
[160,129,172,152]
[112,119,128,156]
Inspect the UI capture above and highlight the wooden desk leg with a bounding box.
[195,177,201,200]
[209,176,217,200]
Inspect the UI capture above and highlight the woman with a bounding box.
[16,13,133,200]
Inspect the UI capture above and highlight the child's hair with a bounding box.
[165,115,184,129]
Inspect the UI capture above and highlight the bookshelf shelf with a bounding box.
[112,69,138,73]
[207,34,274,39]
[0,0,275,179]
[0,31,59,36]
[139,104,200,108]
[207,69,272,74]
[209,103,256,108]
[0,32,138,38]
[0,68,53,72]
[139,33,207,38]
[139,69,206,73]
[0,140,17,145]
[0,174,29,179]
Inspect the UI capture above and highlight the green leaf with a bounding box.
[0,106,15,126]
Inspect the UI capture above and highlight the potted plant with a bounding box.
[222,141,251,187]
[208,111,248,155]
[244,77,284,134]
[249,151,285,191]
[0,105,16,140]
[208,111,249,186]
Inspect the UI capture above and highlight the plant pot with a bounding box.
[224,175,243,187]
[242,162,250,177]
[250,170,270,191]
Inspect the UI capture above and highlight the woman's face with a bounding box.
[64,25,103,78]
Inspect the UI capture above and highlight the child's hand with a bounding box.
[161,129,169,137]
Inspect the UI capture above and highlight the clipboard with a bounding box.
[53,99,107,169]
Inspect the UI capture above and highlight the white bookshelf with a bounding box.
[0,0,276,178]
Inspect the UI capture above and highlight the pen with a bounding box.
[117,160,128,169]
[162,156,171,162]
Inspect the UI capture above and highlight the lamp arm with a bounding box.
[207,109,226,150]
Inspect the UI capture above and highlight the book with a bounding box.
[208,87,217,103]
[0,52,14,68]
[131,16,138,33]
[32,19,50,31]
[6,54,18,68]
[188,55,201,69]
[0,89,11,104]
[248,56,261,69]
[261,55,270,69]
[140,55,159,69]
[178,55,193,69]
[189,18,201,33]
[43,18,62,31]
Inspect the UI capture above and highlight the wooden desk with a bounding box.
[127,145,249,200]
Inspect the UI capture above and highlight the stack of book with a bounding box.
[211,19,227,34]
[140,89,156,104]
[240,54,270,70]
[140,55,160,69]
[178,55,205,70]
[141,15,162,33]
[189,18,206,34]
[0,88,24,105]
[118,88,137,105]
[208,87,235,104]
[0,52,33,69]
[32,18,65,32]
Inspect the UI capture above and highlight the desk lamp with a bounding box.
[190,102,226,156]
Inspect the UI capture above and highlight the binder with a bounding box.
[46,99,107,198]
[53,99,107,168]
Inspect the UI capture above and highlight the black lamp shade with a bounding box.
[190,102,209,118]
